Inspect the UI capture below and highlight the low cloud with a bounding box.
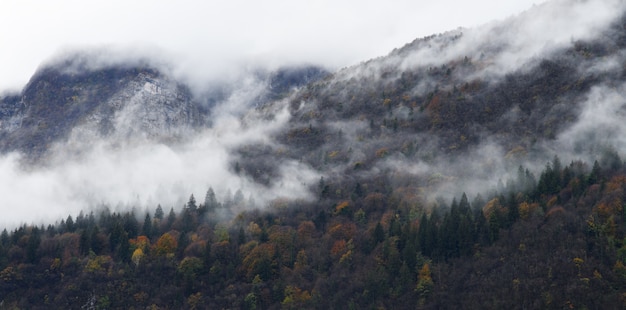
[0,0,545,93]
[342,0,626,91]
[553,83,626,159]
[0,79,319,229]
[1,0,625,228]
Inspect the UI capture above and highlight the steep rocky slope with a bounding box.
[0,61,201,160]
[0,57,329,163]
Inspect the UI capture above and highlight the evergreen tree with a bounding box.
[167,207,176,229]
[181,207,196,233]
[506,192,519,227]
[76,211,86,230]
[234,189,245,206]
[425,211,440,258]
[552,155,562,179]
[373,222,385,245]
[488,211,501,243]
[473,204,489,246]
[142,213,153,237]
[353,182,364,200]
[118,231,131,263]
[26,227,40,264]
[238,227,246,245]
[459,193,471,214]
[0,229,8,246]
[66,215,75,233]
[154,204,164,220]
[46,224,57,237]
[123,212,139,239]
[187,194,197,212]
[402,234,418,271]
[223,189,233,209]
[588,160,601,185]
[418,214,429,254]
[79,229,90,255]
[109,222,125,253]
[204,187,218,213]
[90,226,104,255]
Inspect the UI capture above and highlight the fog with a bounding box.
[375,0,624,84]
[2,0,626,227]
[0,75,320,229]
[324,0,626,204]
[0,0,544,93]
[553,84,626,158]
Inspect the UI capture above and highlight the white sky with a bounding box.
[0,0,545,93]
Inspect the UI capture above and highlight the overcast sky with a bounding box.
[0,0,545,92]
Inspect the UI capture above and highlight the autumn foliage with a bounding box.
[0,156,625,308]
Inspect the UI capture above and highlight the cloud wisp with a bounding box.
[349,0,626,86]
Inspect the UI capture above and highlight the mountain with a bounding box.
[3,1,626,309]
[0,55,328,163]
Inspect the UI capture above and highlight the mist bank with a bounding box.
[244,0,626,206]
[3,0,626,228]
[0,42,333,229]
[0,111,320,229]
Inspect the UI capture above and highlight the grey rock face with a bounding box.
[67,71,200,146]
[0,64,202,161]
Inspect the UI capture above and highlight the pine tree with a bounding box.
[142,213,152,238]
[154,204,164,220]
[187,194,197,212]
[204,187,219,213]
[167,207,176,229]
[79,229,90,255]
[588,160,601,185]
[66,215,75,232]
[123,212,139,239]
[234,189,245,206]
[0,229,8,246]
[109,222,125,253]
[26,227,40,264]
[90,226,104,255]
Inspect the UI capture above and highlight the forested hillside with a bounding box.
[2,1,626,309]
[1,154,626,308]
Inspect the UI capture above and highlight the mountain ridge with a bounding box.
[0,57,329,164]
[231,5,626,185]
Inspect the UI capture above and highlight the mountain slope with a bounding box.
[232,3,626,198]
[0,57,329,164]
[0,61,200,161]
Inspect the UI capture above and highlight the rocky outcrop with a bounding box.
[65,71,200,146]
[0,63,202,160]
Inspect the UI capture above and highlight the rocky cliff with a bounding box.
[0,60,202,161]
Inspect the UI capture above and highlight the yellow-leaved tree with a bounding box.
[132,248,144,267]
[416,263,434,301]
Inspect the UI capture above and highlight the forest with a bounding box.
[1,150,626,309]
[2,3,626,310]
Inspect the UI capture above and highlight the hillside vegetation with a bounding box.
[2,2,626,309]
[1,155,626,308]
